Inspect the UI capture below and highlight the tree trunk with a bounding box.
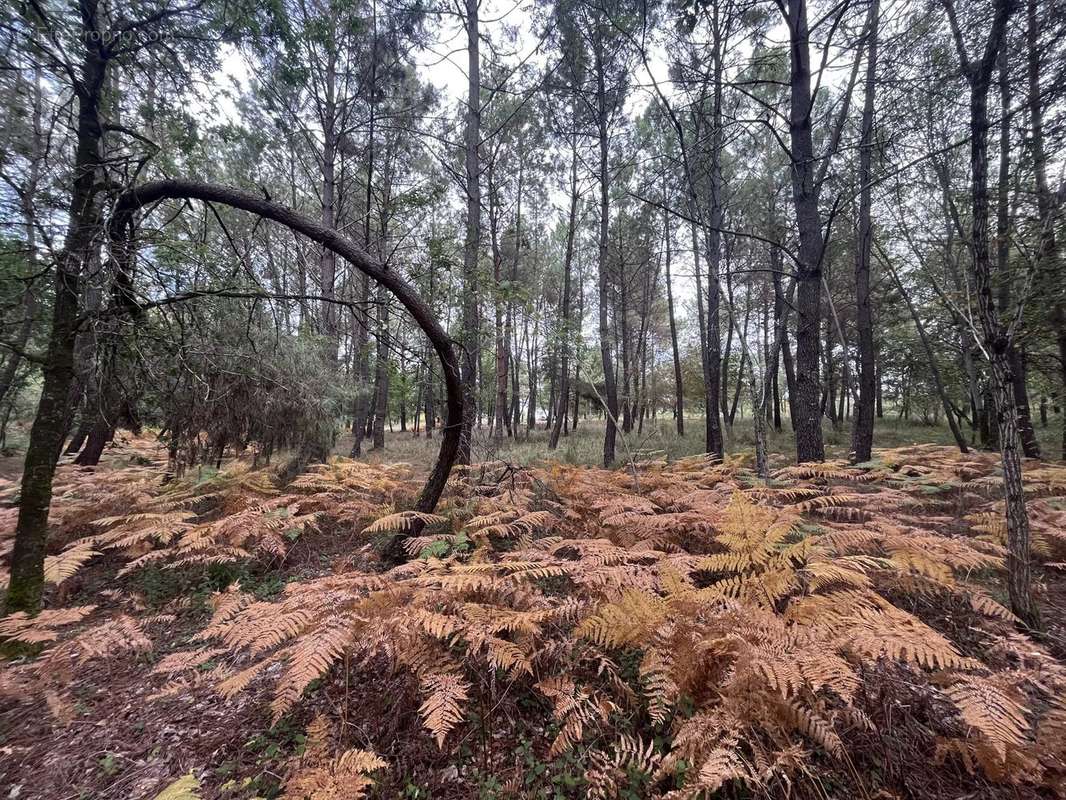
[371,289,389,450]
[1026,0,1064,459]
[719,283,732,425]
[549,140,579,450]
[459,0,481,464]
[785,0,826,463]
[702,30,726,460]
[74,393,116,466]
[526,302,540,433]
[351,58,378,458]
[4,14,107,616]
[951,0,1039,629]
[619,263,632,435]
[851,0,878,463]
[0,68,43,413]
[994,51,1040,459]
[350,275,371,457]
[490,158,512,441]
[664,191,684,436]
[594,23,619,467]
[772,265,798,427]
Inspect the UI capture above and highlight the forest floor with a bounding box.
[1,427,1065,800]
[342,414,1066,469]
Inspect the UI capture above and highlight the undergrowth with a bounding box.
[2,437,1066,799]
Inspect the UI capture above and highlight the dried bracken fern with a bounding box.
[19,455,422,588]
[945,675,1031,760]
[363,510,449,534]
[5,440,1065,798]
[0,605,97,643]
[281,715,387,799]
[419,672,471,747]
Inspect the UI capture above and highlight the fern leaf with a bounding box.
[0,605,96,643]
[575,590,667,649]
[43,545,98,584]
[218,659,273,699]
[363,511,448,534]
[968,593,1021,624]
[419,672,469,747]
[784,701,844,759]
[946,676,1030,759]
[416,609,460,639]
[335,749,387,774]
[272,625,349,718]
[640,648,677,726]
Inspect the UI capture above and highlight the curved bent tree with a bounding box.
[3,178,462,617]
[113,179,463,513]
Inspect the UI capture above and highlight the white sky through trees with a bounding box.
[201,0,861,357]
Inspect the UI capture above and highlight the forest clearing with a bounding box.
[2,0,1066,797]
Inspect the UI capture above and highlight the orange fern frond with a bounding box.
[946,676,1030,759]
[363,510,448,534]
[419,672,470,747]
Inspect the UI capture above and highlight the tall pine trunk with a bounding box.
[550,136,580,450]
[950,0,1039,629]
[664,192,684,436]
[458,0,481,464]
[850,0,878,462]
[594,23,619,467]
[1026,0,1063,459]
[785,0,826,463]
[4,8,107,615]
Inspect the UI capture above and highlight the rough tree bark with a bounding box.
[594,21,619,467]
[850,0,878,463]
[994,50,1040,459]
[458,0,481,464]
[1026,0,1064,460]
[784,0,826,463]
[663,187,684,436]
[3,4,109,616]
[549,135,580,450]
[945,0,1040,630]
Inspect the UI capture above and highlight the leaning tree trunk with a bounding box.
[953,0,1039,630]
[5,177,465,619]
[881,249,969,453]
[112,180,463,507]
[4,18,107,616]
